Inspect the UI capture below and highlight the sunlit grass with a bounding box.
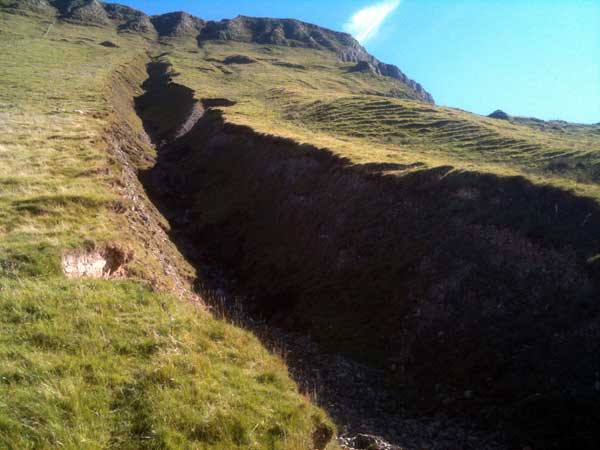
[0,11,336,450]
[1,4,598,447]
[0,278,327,450]
[0,11,143,260]
[163,38,600,201]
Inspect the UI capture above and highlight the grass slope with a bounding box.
[1,3,599,449]
[0,10,334,450]
[163,37,600,200]
[144,28,600,450]
[0,279,325,450]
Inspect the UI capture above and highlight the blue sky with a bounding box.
[120,0,600,124]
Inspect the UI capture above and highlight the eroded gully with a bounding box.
[133,60,509,450]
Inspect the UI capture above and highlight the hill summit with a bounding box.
[197,15,433,102]
[6,0,435,103]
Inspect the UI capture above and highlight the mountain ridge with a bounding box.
[198,15,434,102]
[4,0,434,103]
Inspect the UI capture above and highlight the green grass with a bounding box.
[0,11,142,269]
[0,278,328,450]
[0,11,192,287]
[296,96,600,181]
[1,3,599,448]
[162,37,600,200]
[0,11,336,450]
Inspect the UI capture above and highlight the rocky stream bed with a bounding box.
[195,264,511,450]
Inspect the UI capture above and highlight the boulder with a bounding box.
[488,109,510,120]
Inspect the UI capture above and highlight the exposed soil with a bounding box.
[196,271,508,450]
[104,54,202,302]
[62,243,131,279]
[129,59,600,450]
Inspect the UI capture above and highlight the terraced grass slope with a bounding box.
[300,97,600,181]
[0,8,335,450]
[166,40,600,197]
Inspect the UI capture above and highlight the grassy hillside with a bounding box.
[163,36,600,200]
[0,279,329,450]
[2,2,600,449]
[142,26,600,450]
[0,10,334,450]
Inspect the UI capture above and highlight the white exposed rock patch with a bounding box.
[62,251,107,278]
[62,245,130,279]
[172,103,204,142]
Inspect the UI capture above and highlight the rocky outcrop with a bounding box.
[488,109,510,120]
[376,62,432,102]
[8,1,433,103]
[150,11,204,37]
[99,39,118,47]
[47,0,78,13]
[4,0,54,14]
[103,3,155,33]
[222,54,256,65]
[339,52,435,102]
[70,0,108,24]
[50,0,110,25]
[199,16,360,52]
[23,0,52,8]
[348,61,379,75]
[198,16,434,104]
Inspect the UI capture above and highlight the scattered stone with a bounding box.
[99,40,119,48]
[355,434,381,448]
[340,433,401,450]
[223,54,256,65]
[197,263,507,450]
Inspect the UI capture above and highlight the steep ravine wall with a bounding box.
[84,57,339,450]
[132,61,600,449]
[102,54,204,301]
